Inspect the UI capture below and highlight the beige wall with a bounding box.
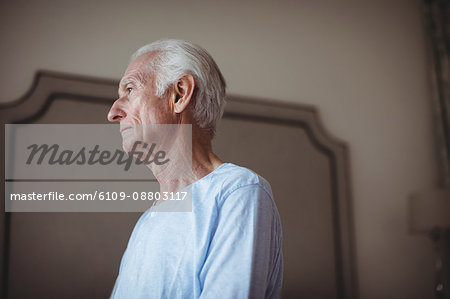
[0,0,437,298]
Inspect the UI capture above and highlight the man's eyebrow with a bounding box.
[119,72,148,89]
[119,77,133,89]
[118,74,145,96]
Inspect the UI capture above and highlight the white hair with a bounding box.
[130,39,227,137]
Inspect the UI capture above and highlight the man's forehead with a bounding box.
[119,52,157,87]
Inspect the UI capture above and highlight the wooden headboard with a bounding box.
[0,71,358,299]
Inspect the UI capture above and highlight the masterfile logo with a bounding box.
[4,124,192,212]
[26,141,170,171]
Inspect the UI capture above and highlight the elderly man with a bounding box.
[107,39,283,299]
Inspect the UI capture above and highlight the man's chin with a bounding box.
[121,139,136,154]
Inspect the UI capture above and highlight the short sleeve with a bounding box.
[198,184,283,299]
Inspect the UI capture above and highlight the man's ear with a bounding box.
[173,74,195,114]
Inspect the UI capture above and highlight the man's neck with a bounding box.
[148,125,223,194]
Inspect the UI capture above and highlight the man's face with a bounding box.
[108,52,174,152]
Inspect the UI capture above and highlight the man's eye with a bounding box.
[127,87,133,93]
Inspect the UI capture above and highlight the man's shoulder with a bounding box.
[207,163,273,201]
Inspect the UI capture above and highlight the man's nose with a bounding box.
[107,98,126,122]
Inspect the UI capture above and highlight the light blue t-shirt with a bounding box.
[111,163,283,299]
